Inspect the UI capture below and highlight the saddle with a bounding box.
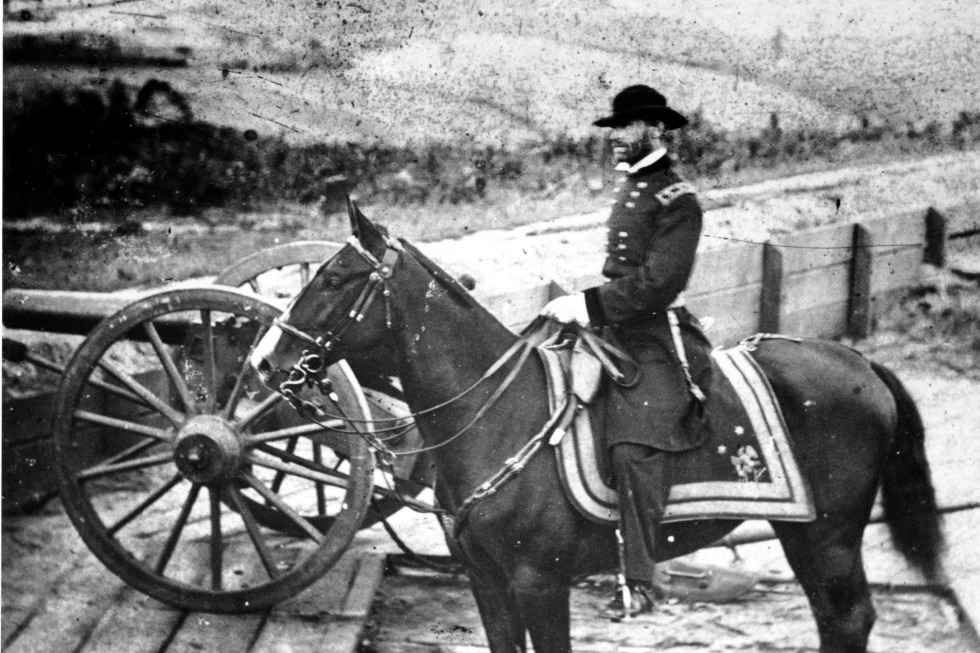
[537,331,815,525]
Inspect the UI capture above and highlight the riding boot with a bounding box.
[604,443,669,618]
[602,579,659,619]
[611,443,669,578]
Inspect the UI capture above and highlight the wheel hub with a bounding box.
[173,415,243,484]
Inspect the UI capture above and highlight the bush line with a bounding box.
[4,78,980,220]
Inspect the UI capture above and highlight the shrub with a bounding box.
[3,77,975,222]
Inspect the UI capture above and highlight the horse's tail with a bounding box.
[871,361,944,581]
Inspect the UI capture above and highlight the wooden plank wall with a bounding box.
[2,202,975,510]
[479,202,975,345]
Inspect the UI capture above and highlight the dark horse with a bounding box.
[252,206,943,653]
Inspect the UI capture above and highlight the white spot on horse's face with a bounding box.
[251,326,283,378]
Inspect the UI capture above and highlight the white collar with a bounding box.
[614,147,668,174]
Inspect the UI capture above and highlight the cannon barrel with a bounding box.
[3,289,195,344]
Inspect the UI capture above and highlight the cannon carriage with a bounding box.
[3,242,434,613]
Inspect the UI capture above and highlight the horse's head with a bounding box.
[250,199,404,391]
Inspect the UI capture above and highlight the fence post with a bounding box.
[847,224,873,339]
[923,207,947,267]
[759,241,783,333]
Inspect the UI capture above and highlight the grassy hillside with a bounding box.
[5,0,977,146]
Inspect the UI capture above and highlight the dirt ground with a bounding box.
[363,570,974,653]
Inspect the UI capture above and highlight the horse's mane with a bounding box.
[397,238,478,309]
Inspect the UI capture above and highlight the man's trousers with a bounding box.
[611,442,670,583]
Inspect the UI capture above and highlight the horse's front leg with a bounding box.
[469,569,527,653]
[511,563,572,653]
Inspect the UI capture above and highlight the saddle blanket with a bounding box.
[540,344,815,525]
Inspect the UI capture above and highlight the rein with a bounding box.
[267,234,632,538]
[273,234,551,466]
[278,335,536,462]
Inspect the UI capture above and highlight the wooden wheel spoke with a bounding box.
[108,474,184,536]
[100,437,165,472]
[200,310,218,412]
[77,451,174,481]
[248,451,348,492]
[247,277,261,294]
[29,353,147,406]
[154,483,202,575]
[222,323,271,420]
[75,409,173,443]
[235,392,284,430]
[143,321,196,414]
[209,487,224,590]
[246,421,346,445]
[241,471,325,544]
[313,447,327,516]
[98,358,185,426]
[269,437,299,495]
[299,262,312,286]
[253,443,345,482]
[227,487,279,579]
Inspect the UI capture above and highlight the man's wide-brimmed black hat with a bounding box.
[593,85,688,130]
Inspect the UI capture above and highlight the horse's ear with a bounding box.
[347,196,362,239]
[346,196,388,254]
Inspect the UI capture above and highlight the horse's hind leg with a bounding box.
[773,518,876,653]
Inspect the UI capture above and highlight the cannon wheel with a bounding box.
[213,240,342,300]
[53,287,375,613]
[215,242,432,528]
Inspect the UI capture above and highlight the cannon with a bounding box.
[2,242,433,613]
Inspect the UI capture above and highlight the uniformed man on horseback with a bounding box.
[540,84,713,618]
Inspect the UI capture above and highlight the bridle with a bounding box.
[272,234,402,359]
[270,234,541,461]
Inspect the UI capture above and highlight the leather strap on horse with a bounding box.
[452,392,579,537]
[521,315,642,388]
[576,329,642,388]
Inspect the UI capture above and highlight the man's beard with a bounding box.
[613,140,654,166]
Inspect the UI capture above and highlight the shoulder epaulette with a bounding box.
[655,182,697,206]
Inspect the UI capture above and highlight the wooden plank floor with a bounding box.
[1,501,384,653]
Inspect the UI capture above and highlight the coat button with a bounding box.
[625,202,636,208]
[612,187,621,193]
[617,244,627,250]
[618,231,628,237]
[609,199,618,205]
[637,182,648,188]
[630,191,640,197]
[618,256,627,262]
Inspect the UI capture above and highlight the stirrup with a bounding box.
[601,583,655,620]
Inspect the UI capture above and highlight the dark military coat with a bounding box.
[583,154,712,451]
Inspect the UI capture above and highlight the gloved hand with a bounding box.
[540,293,590,327]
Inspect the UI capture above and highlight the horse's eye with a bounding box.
[326,276,343,289]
